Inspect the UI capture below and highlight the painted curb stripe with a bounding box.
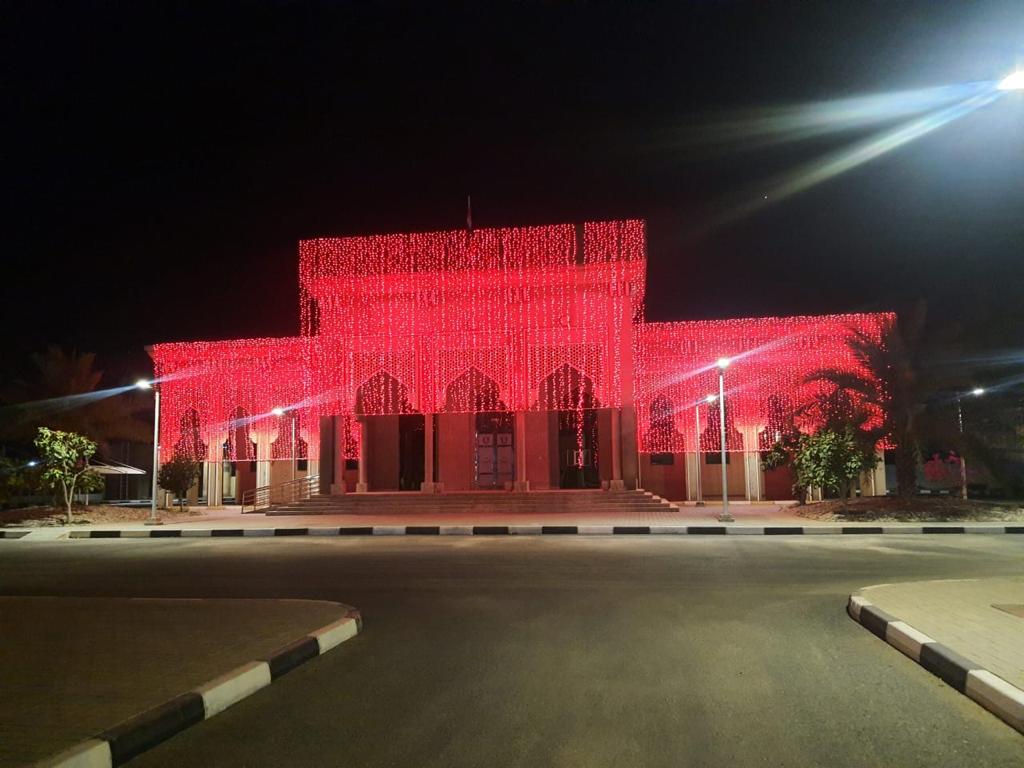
[542,526,578,534]
[42,525,1024,539]
[919,642,981,693]
[194,661,272,719]
[34,737,111,768]
[849,592,1024,734]
[1,530,30,539]
[99,692,205,766]
[34,607,362,768]
[265,636,320,679]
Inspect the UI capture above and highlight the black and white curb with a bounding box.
[36,606,362,768]
[1,530,29,539]
[58,524,1024,538]
[847,593,1024,735]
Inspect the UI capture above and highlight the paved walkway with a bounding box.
[0,596,348,766]
[859,578,1024,690]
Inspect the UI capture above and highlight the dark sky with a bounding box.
[3,1,1022,380]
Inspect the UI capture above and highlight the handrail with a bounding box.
[241,474,320,513]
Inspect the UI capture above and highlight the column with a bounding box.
[205,461,224,507]
[609,408,625,490]
[255,433,272,489]
[421,413,437,493]
[513,410,530,492]
[356,416,368,492]
[741,426,764,502]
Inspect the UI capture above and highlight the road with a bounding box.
[1,535,1023,766]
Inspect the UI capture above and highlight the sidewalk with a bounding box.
[0,596,356,766]
[850,578,1024,734]
[8,502,1022,531]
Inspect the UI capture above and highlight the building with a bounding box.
[149,220,890,504]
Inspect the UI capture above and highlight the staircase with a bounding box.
[266,489,678,516]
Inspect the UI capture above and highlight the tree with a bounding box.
[158,455,201,512]
[806,312,925,497]
[34,428,100,523]
[793,428,878,500]
[0,346,150,449]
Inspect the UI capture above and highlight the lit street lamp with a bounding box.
[956,387,985,500]
[716,358,733,522]
[695,394,717,507]
[135,379,161,524]
[997,70,1024,91]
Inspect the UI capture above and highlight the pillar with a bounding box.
[741,426,764,502]
[609,407,625,490]
[204,461,224,507]
[255,433,272,489]
[862,448,887,497]
[513,410,530,492]
[356,416,368,493]
[421,413,438,492]
[684,452,700,501]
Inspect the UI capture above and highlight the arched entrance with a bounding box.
[355,371,422,491]
[537,364,601,489]
[445,368,512,490]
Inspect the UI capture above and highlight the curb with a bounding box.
[35,605,362,767]
[48,524,1024,539]
[847,592,1024,735]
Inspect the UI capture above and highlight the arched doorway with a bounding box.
[355,371,422,491]
[445,368,512,490]
[537,364,601,489]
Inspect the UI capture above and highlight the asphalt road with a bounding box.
[2,535,1023,767]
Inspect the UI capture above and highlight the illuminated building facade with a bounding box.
[150,220,890,504]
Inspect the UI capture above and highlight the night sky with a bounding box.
[3,1,1022,381]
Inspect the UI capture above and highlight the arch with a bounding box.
[355,371,415,415]
[444,367,507,413]
[534,364,600,411]
[226,406,257,461]
[172,408,208,461]
[271,412,309,459]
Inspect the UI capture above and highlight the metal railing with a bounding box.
[241,474,320,513]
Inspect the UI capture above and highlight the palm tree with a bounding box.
[0,346,150,451]
[805,312,924,497]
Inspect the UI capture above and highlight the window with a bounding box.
[651,453,674,465]
[705,452,731,465]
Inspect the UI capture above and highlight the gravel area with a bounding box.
[794,496,1024,522]
[0,504,205,527]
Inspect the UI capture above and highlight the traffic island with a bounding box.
[848,579,1024,735]
[0,597,361,767]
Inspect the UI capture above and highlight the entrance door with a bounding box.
[475,412,514,488]
[398,414,425,491]
[558,409,599,488]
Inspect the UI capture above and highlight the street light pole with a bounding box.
[956,387,985,501]
[291,416,297,483]
[136,379,162,525]
[717,358,733,522]
[694,403,704,506]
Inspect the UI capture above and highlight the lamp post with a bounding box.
[695,394,717,506]
[716,358,733,522]
[135,379,161,524]
[956,387,985,500]
[272,407,296,482]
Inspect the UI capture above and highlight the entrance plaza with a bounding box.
[149,220,890,507]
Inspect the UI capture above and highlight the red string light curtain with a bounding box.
[635,312,893,453]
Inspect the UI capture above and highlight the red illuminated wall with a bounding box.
[634,313,893,453]
[151,220,645,459]
[150,219,893,462]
